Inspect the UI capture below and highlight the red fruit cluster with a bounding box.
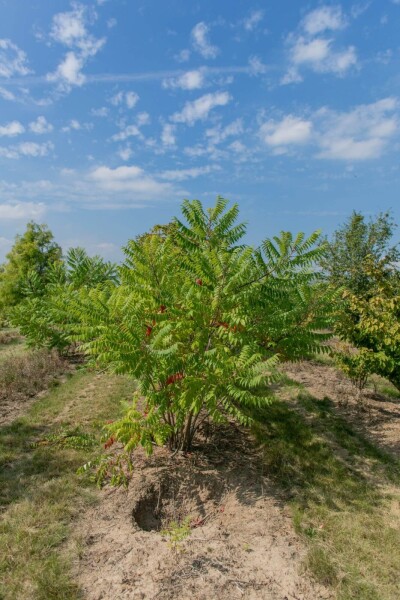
[104,435,116,449]
[165,372,184,386]
[195,278,203,286]
[213,321,229,329]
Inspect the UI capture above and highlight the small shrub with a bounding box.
[161,516,192,552]
[334,342,393,405]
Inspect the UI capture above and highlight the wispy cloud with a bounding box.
[0,121,25,137]
[260,116,312,149]
[47,4,105,90]
[282,5,357,84]
[301,5,347,35]
[243,10,265,32]
[29,116,53,134]
[88,165,184,201]
[191,22,219,59]
[0,141,54,159]
[0,39,31,78]
[161,123,176,147]
[0,202,46,219]
[110,90,140,109]
[163,69,205,90]
[171,91,231,126]
[259,98,398,160]
[159,165,219,181]
[316,97,398,160]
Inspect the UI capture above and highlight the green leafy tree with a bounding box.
[0,222,62,315]
[324,211,400,390]
[322,210,399,296]
[65,198,335,457]
[336,257,400,391]
[10,247,117,351]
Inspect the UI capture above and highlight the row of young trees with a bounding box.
[1,198,399,455]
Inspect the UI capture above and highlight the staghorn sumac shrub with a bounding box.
[68,197,335,459]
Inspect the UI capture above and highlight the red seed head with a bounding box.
[196,278,203,286]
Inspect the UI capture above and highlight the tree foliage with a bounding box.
[10,247,117,352]
[324,211,400,390]
[59,197,335,455]
[0,222,62,315]
[322,210,399,296]
[335,257,400,391]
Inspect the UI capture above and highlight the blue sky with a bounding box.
[0,0,400,262]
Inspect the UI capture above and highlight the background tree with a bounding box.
[322,210,399,296]
[0,222,62,315]
[324,211,400,392]
[10,247,117,352]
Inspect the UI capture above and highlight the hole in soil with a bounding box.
[132,487,163,532]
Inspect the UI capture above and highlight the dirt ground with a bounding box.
[283,361,400,458]
[74,424,332,600]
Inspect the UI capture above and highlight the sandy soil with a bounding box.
[74,424,332,600]
[284,361,400,458]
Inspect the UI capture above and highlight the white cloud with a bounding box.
[111,125,141,141]
[137,112,150,126]
[29,116,53,134]
[248,56,268,76]
[205,119,243,145]
[292,37,331,64]
[0,39,31,78]
[175,49,191,63]
[291,37,357,75]
[126,91,139,109]
[47,51,86,87]
[0,87,16,101]
[118,146,132,161]
[107,18,117,29]
[283,6,356,83]
[163,69,205,90]
[47,5,105,89]
[260,98,398,161]
[0,121,24,137]
[88,165,180,199]
[191,22,219,59]
[50,4,105,58]
[18,142,54,157]
[160,165,218,181]
[61,119,85,132]
[110,91,140,109]
[243,10,264,32]
[91,106,108,117]
[316,97,398,160]
[302,6,347,35]
[280,67,303,85]
[260,116,312,147]
[171,91,231,126]
[0,202,46,219]
[161,123,176,146]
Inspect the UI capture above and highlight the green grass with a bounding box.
[251,388,400,600]
[0,370,137,600]
[1,351,399,600]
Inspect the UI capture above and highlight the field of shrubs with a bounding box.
[0,198,399,599]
